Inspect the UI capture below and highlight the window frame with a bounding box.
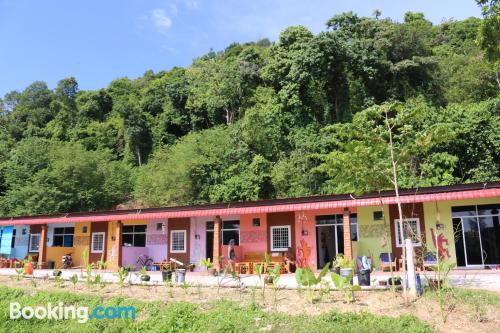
[29,233,41,253]
[122,225,147,247]
[270,225,292,252]
[91,232,105,253]
[52,227,75,247]
[394,218,421,247]
[170,230,187,253]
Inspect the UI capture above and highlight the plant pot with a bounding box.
[330,266,341,275]
[340,268,353,285]
[378,280,387,286]
[53,270,62,277]
[208,268,217,276]
[140,274,151,282]
[357,269,370,286]
[265,275,273,284]
[162,270,172,282]
[24,263,33,275]
[175,269,186,283]
[388,277,401,286]
[428,278,442,290]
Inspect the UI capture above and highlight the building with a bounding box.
[0,182,499,271]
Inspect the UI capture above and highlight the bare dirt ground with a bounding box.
[0,275,498,333]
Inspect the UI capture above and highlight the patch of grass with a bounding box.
[0,286,433,333]
[453,288,500,307]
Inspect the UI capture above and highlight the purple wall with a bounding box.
[121,220,168,269]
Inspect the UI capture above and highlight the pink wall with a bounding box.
[294,208,356,269]
[239,213,267,254]
[190,217,206,267]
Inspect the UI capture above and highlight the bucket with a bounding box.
[357,269,370,286]
[162,270,172,282]
[340,268,353,285]
[175,269,186,283]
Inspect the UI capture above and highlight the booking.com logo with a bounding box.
[10,302,136,323]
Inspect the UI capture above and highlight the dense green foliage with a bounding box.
[0,286,433,332]
[0,9,499,215]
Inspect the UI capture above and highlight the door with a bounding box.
[316,225,338,269]
[453,204,500,267]
[206,229,213,261]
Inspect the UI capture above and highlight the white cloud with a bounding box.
[151,9,172,33]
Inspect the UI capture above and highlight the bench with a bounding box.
[236,252,288,274]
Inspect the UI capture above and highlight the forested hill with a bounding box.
[0,10,499,217]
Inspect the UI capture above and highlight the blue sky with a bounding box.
[0,0,482,97]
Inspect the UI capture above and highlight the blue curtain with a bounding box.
[0,226,13,255]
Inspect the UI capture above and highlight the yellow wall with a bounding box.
[357,205,392,269]
[423,197,500,265]
[72,222,91,267]
[46,247,73,269]
[106,220,148,271]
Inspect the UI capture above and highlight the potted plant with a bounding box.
[337,254,354,285]
[330,255,343,274]
[53,268,62,277]
[23,255,34,275]
[198,258,214,275]
[139,266,151,282]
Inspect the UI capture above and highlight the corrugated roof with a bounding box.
[0,181,499,225]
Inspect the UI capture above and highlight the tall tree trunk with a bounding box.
[385,109,408,304]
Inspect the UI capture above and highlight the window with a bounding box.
[205,220,240,245]
[11,229,16,248]
[53,227,74,247]
[122,225,147,247]
[170,230,186,253]
[315,214,358,241]
[29,234,40,252]
[395,218,421,247]
[270,226,291,251]
[91,232,105,253]
[222,220,240,245]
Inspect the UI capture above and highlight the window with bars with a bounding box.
[270,226,291,251]
[53,227,74,247]
[91,232,105,253]
[122,225,147,247]
[170,230,186,253]
[395,218,421,247]
[29,234,40,252]
[11,228,16,248]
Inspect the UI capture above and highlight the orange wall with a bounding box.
[46,247,73,269]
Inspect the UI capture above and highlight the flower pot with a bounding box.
[330,266,341,275]
[140,274,151,282]
[24,263,33,276]
[208,268,217,276]
[162,270,172,282]
[265,276,273,284]
[175,269,186,283]
[340,268,353,285]
[428,278,442,290]
[388,277,401,286]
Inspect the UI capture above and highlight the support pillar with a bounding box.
[342,209,352,260]
[38,224,47,269]
[213,215,222,271]
[111,221,122,272]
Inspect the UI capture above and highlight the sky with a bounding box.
[0,0,482,98]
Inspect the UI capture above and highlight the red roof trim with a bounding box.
[1,188,498,226]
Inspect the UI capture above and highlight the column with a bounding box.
[111,221,122,271]
[342,209,352,260]
[213,215,222,271]
[38,224,48,269]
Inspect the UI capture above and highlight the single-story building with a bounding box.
[0,182,498,271]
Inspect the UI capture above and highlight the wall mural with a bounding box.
[430,228,450,258]
[296,239,311,268]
